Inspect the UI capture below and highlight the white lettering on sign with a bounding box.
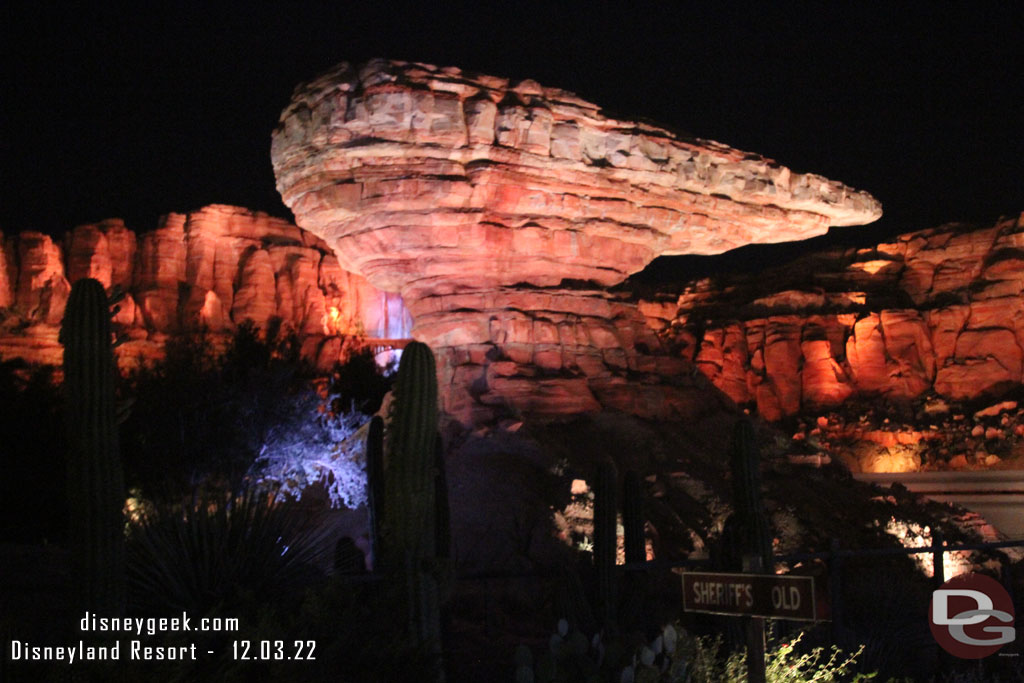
[692,581,754,608]
[771,585,802,611]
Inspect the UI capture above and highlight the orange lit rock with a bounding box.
[878,310,934,397]
[801,338,853,409]
[14,232,70,325]
[934,328,1022,398]
[648,212,1024,420]
[232,248,277,328]
[846,314,888,393]
[0,236,15,309]
[135,213,187,333]
[271,59,880,424]
[696,323,750,405]
[0,205,409,369]
[926,306,971,370]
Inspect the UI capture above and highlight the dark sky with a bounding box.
[2,3,1021,266]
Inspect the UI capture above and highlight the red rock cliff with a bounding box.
[639,213,1024,420]
[271,59,880,425]
[0,205,411,368]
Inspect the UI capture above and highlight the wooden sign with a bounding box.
[681,571,816,621]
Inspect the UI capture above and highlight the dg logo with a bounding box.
[930,572,1016,658]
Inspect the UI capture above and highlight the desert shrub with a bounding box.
[330,344,394,414]
[121,323,391,506]
[516,622,875,683]
[126,490,335,616]
[247,388,367,509]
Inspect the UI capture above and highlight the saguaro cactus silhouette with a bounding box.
[727,417,773,572]
[375,341,448,679]
[61,278,126,616]
[592,458,618,625]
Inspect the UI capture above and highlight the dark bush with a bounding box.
[0,358,67,543]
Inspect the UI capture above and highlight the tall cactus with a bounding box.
[727,418,773,573]
[592,458,618,626]
[433,434,451,562]
[622,470,645,565]
[61,278,126,616]
[381,341,445,678]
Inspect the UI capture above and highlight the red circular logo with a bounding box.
[929,572,1015,659]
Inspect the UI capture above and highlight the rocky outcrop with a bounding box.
[0,205,411,368]
[643,213,1024,420]
[271,59,880,425]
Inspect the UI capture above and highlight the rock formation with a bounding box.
[271,59,880,425]
[639,212,1024,421]
[0,205,411,368]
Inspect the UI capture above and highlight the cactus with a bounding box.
[725,418,773,573]
[380,341,445,678]
[433,434,451,562]
[619,470,649,631]
[592,458,618,626]
[61,278,126,616]
[622,470,645,566]
[366,415,385,570]
[384,341,439,563]
[554,564,596,636]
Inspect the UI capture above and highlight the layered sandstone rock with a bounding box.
[271,59,880,424]
[0,204,410,368]
[646,212,1024,420]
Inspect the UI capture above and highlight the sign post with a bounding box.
[681,569,816,681]
[680,571,816,621]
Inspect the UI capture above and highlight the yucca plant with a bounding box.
[127,490,335,615]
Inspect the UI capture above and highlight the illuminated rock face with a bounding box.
[652,213,1024,420]
[0,205,410,367]
[271,59,880,423]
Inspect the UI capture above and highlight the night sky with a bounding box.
[2,3,1021,272]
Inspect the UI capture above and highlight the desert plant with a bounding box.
[517,623,875,683]
[717,632,874,683]
[61,277,126,616]
[622,470,645,565]
[126,490,334,616]
[593,458,618,626]
[378,340,448,679]
[121,322,388,506]
[246,387,367,508]
[722,418,773,572]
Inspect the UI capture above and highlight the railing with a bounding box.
[361,337,413,357]
[619,534,1024,641]
[445,535,1024,643]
